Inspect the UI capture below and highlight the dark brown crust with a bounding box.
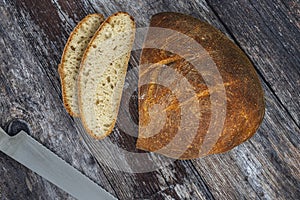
[137,12,265,159]
[58,13,105,117]
[78,12,135,140]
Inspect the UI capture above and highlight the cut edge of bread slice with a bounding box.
[58,13,105,117]
[78,12,135,139]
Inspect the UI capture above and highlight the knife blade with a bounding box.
[0,127,116,200]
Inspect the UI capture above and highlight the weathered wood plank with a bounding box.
[0,0,299,199]
[191,80,300,200]
[193,1,300,199]
[206,0,300,126]
[80,0,300,199]
[0,1,114,199]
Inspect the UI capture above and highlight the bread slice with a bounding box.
[58,14,104,117]
[78,12,135,139]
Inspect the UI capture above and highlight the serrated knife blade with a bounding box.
[0,127,116,200]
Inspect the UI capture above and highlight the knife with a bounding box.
[0,126,117,200]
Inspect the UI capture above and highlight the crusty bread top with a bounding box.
[58,14,104,117]
[78,12,135,139]
[137,12,265,159]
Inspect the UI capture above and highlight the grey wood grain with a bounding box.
[0,1,114,199]
[191,80,300,200]
[206,0,300,126]
[0,0,299,199]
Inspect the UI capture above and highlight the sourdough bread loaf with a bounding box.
[137,12,265,159]
[58,14,104,117]
[78,12,135,139]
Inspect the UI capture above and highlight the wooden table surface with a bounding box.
[0,0,299,199]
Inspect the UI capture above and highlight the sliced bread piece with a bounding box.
[78,12,135,139]
[58,14,104,117]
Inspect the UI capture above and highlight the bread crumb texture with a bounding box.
[59,14,104,116]
[78,12,135,139]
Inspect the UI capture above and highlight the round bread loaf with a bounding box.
[137,12,265,159]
